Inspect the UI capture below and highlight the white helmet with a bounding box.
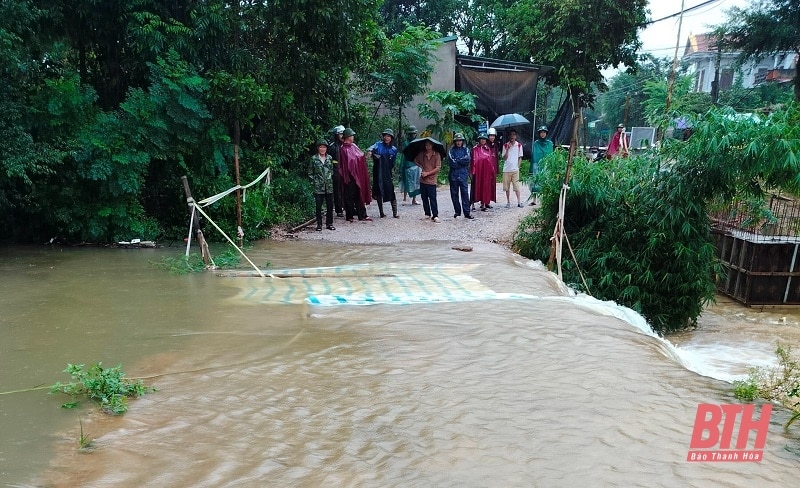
[487,128,497,136]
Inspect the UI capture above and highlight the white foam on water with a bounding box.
[564,294,779,383]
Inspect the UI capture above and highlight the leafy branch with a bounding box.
[50,363,152,415]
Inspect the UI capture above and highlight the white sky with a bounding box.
[639,0,747,59]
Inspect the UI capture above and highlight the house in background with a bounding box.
[399,36,553,151]
[682,33,797,93]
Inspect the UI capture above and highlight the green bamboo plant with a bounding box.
[513,103,800,333]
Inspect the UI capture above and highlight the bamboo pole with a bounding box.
[181,176,211,265]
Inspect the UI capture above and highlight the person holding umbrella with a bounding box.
[413,139,442,222]
[448,133,473,219]
[367,129,399,218]
[338,128,372,222]
[471,133,497,212]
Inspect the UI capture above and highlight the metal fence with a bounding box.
[709,193,800,242]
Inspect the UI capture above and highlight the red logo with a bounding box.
[687,404,771,462]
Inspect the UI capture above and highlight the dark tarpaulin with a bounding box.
[547,96,575,147]
[457,66,539,123]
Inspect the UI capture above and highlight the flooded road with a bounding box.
[1,241,798,487]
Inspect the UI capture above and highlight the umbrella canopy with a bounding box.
[490,113,531,130]
[402,137,446,162]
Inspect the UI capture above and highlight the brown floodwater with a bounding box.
[1,241,799,487]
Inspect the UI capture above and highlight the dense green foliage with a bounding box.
[513,104,800,333]
[371,26,441,138]
[50,362,151,415]
[417,91,482,145]
[0,0,384,243]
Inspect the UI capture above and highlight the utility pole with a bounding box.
[665,0,686,113]
[711,38,722,105]
[623,92,631,128]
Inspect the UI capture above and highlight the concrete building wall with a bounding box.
[404,37,457,137]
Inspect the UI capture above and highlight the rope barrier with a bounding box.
[197,167,270,208]
[192,204,266,277]
[564,231,593,296]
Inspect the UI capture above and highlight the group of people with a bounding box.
[307,123,556,230]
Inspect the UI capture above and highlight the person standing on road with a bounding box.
[308,139,336,231]
[414,140,441,223]
[398,126,420,206]
[327,125,346,217]
[471,133,497,212]
[367,129,399,218]
[501,128,524,208]
[339,128,372,222]
[530,125,553,206]
[448,133,473,219]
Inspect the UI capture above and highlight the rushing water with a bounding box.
[1,241,799,487]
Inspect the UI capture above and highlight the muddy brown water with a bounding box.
[1,242,799,487]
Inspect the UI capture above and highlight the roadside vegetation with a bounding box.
[733,345,800,429]
[514,103,800,334]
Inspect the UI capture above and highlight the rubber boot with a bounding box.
[391,199,398,218]
[379,201,386,218]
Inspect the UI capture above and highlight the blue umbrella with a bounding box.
[490,113,531,129]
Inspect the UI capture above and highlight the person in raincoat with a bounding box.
[367,129,399,218]
[471,133,497,212]
[530,125,553,206]
[338,128,372,221]
[606,123,629,159]
[308,139,336,231]
[398,126,420,205]
[448,133,473,219]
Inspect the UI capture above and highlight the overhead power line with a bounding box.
[640,0,724,28]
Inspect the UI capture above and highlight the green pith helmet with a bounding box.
[537,125,549,133]
[343,128,356,137]
[407,125,417,133]
[478,133,488,140]
[453,133,465,141]
[315,139,327,148]
[381,128,394,138]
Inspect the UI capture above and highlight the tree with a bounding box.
[1,0,388,243]
[417,90,482,146]
[371,25,440,140]
[600,55,671,129]
[509,0,647,102]
[717,0,800,102]
[379,0,460,37]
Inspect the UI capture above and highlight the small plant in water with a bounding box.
[78,418,93,450]
[733,344,800,429]
[50,363,151,415]
[154,247,243,274]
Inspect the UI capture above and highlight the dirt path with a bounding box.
[280,183,536,246]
